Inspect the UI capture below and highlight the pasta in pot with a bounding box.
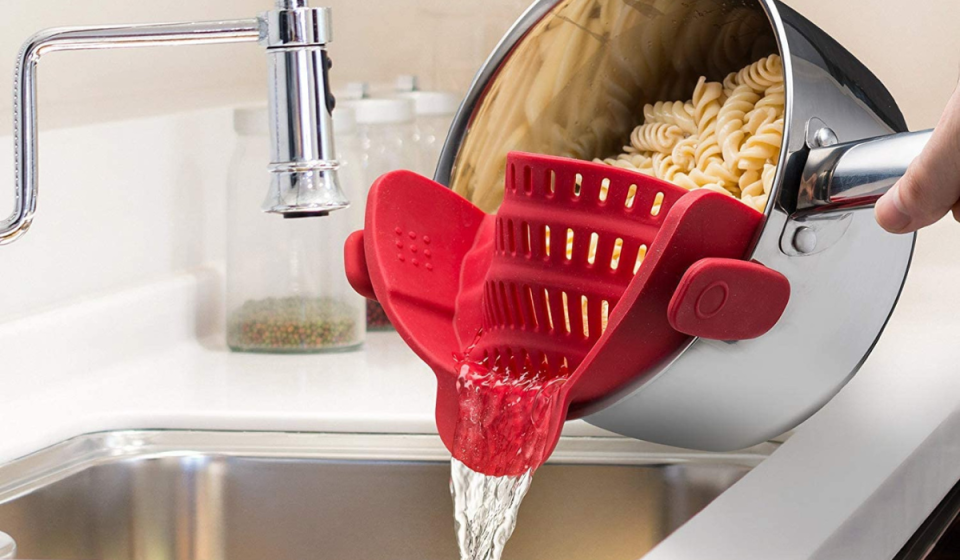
[594,54,785,212]
[643,101,698,135]
[629,122,685,153]
[450,0,774,214]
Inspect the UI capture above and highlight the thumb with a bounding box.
[875,84,960,234]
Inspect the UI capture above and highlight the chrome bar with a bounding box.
[1,20,261,246]
[799,129,933,211]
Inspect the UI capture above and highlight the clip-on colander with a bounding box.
[345,152,790,476]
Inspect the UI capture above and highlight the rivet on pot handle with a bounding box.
[798,128,934,211]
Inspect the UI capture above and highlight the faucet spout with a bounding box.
[0,1,346,246]
[260,3,349,217]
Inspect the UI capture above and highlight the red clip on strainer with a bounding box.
[345,152,790,476]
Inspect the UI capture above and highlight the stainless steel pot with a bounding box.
[436,0,927,450]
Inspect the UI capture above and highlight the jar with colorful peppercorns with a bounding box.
[226,106,366,353]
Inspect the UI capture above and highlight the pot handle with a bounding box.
[798,128,933,211]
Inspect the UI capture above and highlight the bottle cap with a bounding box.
[343,98,415,124]
[394,91,460,117]
[333,106,357,135]
[394,74,420,92]
[335,82,369,101]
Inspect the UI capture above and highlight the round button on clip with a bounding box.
[695,281,729,320]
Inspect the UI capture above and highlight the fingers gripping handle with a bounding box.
[799,129,933,211]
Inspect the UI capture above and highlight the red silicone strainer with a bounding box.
[345,152,790,476]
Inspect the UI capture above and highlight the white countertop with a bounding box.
[646,260,960,559]
[0,270,614,466]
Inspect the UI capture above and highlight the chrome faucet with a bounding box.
[0,0,347,245]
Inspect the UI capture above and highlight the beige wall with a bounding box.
[0,0,269,131]
[0,1,956,131]
[0,0,528,131]
[792,0,960,130]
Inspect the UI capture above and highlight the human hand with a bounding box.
[875,84,960,233]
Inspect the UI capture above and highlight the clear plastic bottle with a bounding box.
[343,97,418,331]
[226,106,366,353]
[395,90,460,178]
[345,97,418,183]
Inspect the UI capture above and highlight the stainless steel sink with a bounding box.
[0,431,773,560]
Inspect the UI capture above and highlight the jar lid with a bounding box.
[233,105,357,136]
[394,74,420,92]
[343,98,415,124]
[335,82,369,101]
[333,107,357,135]
[394,91,460,117]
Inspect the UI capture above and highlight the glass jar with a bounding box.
[343,97,418,331]
[226,106,366,353]
[345,97,418,182]
[395,90,460,178]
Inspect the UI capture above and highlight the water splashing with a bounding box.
[448,344,570,560]
[452,355,569,477]
[451,458,533,560]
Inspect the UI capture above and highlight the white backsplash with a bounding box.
[0,0,530,132]
[0,108,233,323]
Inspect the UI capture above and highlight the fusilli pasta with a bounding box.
[629,122,685,152]
[643,100,698,135]
[595,54,784,212]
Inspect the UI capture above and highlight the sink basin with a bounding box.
[0,431,772,560]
